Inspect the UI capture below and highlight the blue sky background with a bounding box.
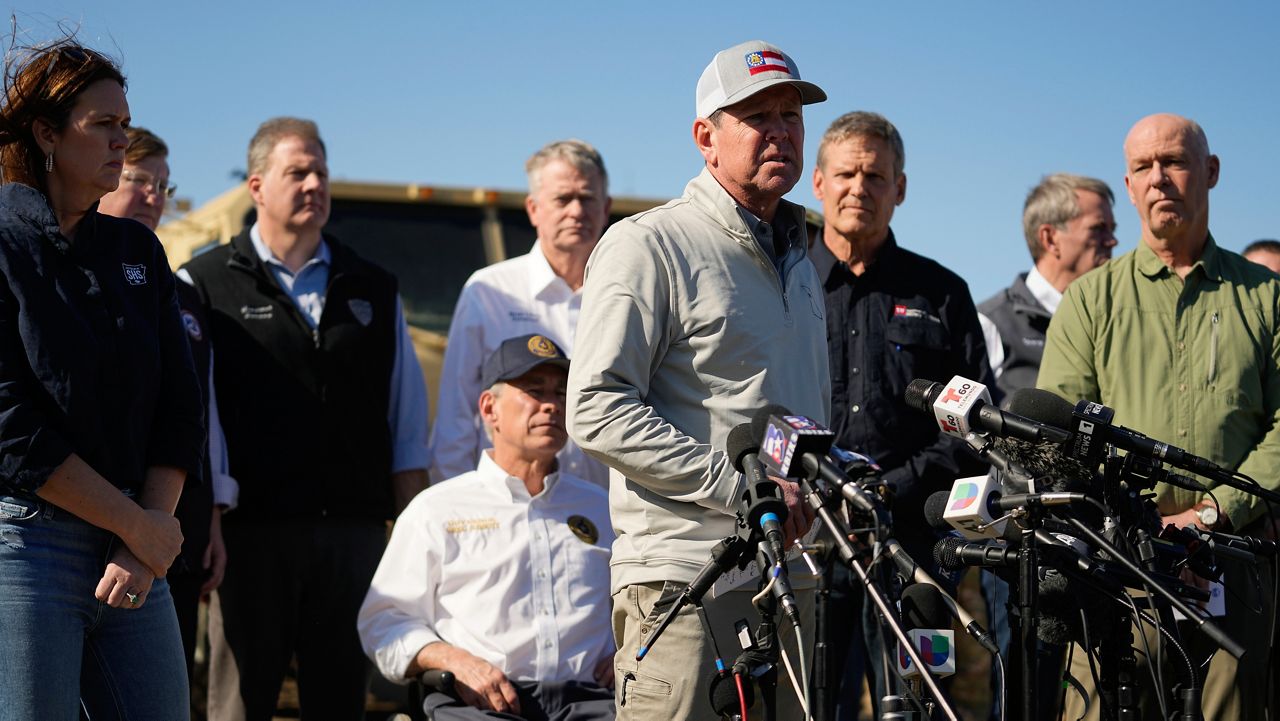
[10,1,1280,301]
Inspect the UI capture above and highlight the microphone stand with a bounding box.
[797,473,960,721]
[813,539,834,721]
[741,543,783,721]
[636,534,753,662]
[1015,493,1044,721]
[1063,517,1242,658]
[960,431,1045,721]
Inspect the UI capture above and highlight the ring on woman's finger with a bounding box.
[125,590,140,605]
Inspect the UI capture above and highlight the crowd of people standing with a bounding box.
[0,30,1276,721]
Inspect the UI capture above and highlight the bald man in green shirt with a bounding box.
[1040,113,1278,721]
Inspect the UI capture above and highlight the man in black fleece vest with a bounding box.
[183,117,430,721]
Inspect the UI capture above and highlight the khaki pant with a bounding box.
[612,580,816,721]
[1060,552,1274,721]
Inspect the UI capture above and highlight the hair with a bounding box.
[124,126,167,164]
[479,381,506,442]
[0,37,125,193]
[525,139,607,195]
[1022,173,1115,262]
[817,111,905,177]
[246,116,325,177]
[1243,239,1280,257]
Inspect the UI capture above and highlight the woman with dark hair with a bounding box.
[0,39,204,719]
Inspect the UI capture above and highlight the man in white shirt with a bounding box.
[978,173,1118,398]
[360,333,615,721]
[430,141,612,488]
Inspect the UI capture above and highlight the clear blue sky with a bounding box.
[11,1,1280,301]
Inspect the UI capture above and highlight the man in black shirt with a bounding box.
[809,111,992,719]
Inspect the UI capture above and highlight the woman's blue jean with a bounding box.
[0,493,189,721]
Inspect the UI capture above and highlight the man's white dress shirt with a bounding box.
[430,242,607,488]
[357,451,615,685]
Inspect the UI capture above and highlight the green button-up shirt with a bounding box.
[1038,234,1280,527]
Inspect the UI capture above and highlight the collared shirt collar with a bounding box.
[527,240,577,302]
[1135,232,1222,282]
[809,229,900,285]
[691,166,808,276]
[1025,266,1063,315]
[249,222,331,274]
[737,204,803,272]
[477,450,560,503]
[686,167,806,249]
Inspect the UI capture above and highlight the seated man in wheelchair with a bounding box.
[359,334,616,720]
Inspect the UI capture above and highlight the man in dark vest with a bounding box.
[182,117,430,721]
[978,173,1117,398]
[974,172,1116,719]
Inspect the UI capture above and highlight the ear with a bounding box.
[247,173,265,206]
[812,165,825,201]
[478,388,499,430]
[524,193,539,227]
[1206,154,1220,189]
[894,172,907,206]
[602,195,613,219]
[1124,172,1138,208]
[1038,224,1058,258]
[692,118,716,166]
[32,117,57,155]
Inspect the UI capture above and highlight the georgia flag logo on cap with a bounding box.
[744,50,790,76]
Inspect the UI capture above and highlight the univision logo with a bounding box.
[948,482,979,511]
[917,634,951,666]
[897,633,953,670]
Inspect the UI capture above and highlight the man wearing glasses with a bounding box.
[99,127,177,228]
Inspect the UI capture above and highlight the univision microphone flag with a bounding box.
[897,629,957,678]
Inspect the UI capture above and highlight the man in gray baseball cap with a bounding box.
[568,40,830,720]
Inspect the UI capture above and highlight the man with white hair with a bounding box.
[978,173,1117,398]
[431,140,612,488]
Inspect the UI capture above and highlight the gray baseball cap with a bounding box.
[696,40,827,119]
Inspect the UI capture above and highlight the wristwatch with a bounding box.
[1194,503,1221,529]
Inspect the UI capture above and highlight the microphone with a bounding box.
[897,584,958,680]
[750,407,887,521]
[936,528,1127,595]
[1195,527,1279,558]
[884,538,999,655]
[753,405,836,479]
[927,473,1007,540]
[991,492,1088,512]
[932,537,1019,570]
[933,537,1125,646]
[904,376,1071,445]
[727,423,788,563]
[989,434,1095,495]
[923,490,952,531]
[708,669,753,718]
[1007,387,1232,482]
